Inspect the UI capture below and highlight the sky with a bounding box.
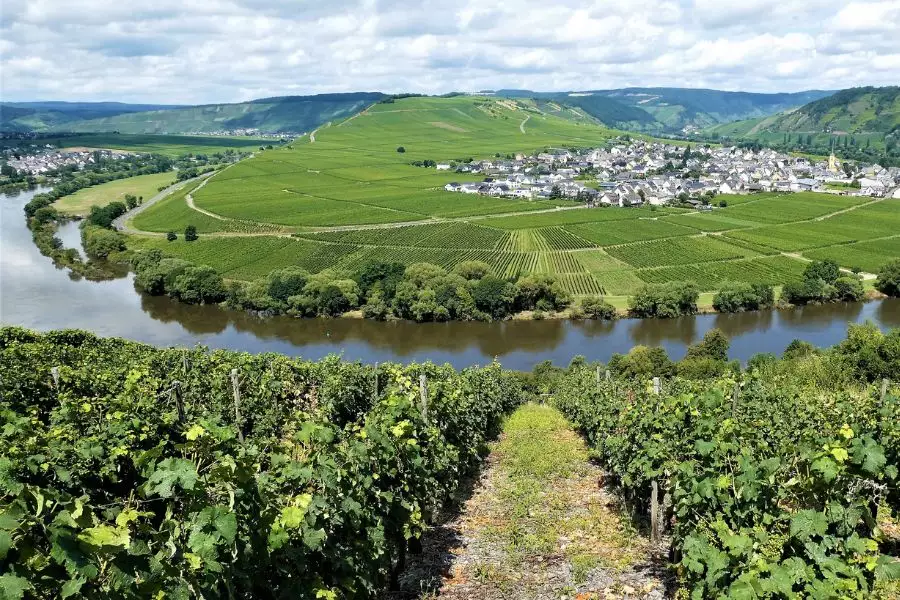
[1,0,899,104]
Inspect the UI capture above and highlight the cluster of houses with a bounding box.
[3,147,132,175]
[440,140,900,206]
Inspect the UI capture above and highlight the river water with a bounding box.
[2,187,899,369]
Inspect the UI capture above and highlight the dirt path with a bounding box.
[112,174,211,233]
[309,121,330,143]
[390,404,668,600]
[520,115,531,134]
[185,176,226,220]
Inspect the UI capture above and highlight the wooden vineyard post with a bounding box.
[230,368,244,442]
[881,378,889,402]
[51,366,60,388]
[605,369,611,382]
[732,382,740,417]
[652,377,661,395]
[651,480,660,544]
[172,381,185,424]
[373,362,379,401]
[419,374,429,425]
[596,366,601,386]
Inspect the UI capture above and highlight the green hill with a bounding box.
[708,86,900,137]
[496,88,833,134]
[704,86,900,164]
[64,93,387,134]
[0,101,184,132]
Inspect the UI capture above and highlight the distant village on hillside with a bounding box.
[438,139,900,205]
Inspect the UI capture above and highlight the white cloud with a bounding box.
[0,0,897,103]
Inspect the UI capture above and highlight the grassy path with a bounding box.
[391,404,667,599]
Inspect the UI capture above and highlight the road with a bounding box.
[113,173,213,234]
[519,114,530,133]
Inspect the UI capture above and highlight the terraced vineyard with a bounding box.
[123,96,900,298]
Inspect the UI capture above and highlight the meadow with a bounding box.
[53,171,176,215]
[123,96,900,297]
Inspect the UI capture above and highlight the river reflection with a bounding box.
[3,187,899,370]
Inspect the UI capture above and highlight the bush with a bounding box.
[82,226,125,259]
[712,281,774,312]
[803,258,841,284]
[184,224,198,242]
[169,265,226,304]
[875,258,900,297]
[396,146,406,153]
[578,296,617,320]
[514,274,571,312]
[608,345,674,379]
[166,231,177,242]
[833,276,865,301]
[628,281,699,318]
[473,275,516,319]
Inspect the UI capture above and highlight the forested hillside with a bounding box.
[706,86,900,164]
[47,93,386,134]
[496,88,833,134]
[0,101,185,132]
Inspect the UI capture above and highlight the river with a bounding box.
[2,187,899,369]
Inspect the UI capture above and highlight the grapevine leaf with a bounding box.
[790,510,827,540]
[852,438,886,475]
[0,575,31,600]
[811,457,838,482]
[0,531,9,560]
[78,524,131,549]
[60,578,85,599]
[144,458,198,498]
[875,555,900,580]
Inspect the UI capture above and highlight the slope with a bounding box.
[704,86,900,162]
[497,88,834,134]
[65,93,387,134]
[0,101,185,132]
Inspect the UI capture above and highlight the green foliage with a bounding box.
[184,224,198,242]
[81,226,125,259]
[552,348,900,599]
[576,296,617,320]
[0,327,523,598]
[608,346,674,380]
[166,231,177,242]
[628,281,699,318]
[876,259,900,298]
[712,281,774,313]
[86,202,126,229]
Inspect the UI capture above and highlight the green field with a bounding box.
[122,96,900,297]
[1,133,272,156]
[53,171,176,215]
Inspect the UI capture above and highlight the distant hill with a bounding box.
[0,101,185,132]
[704,86,900,165]
[55,93,386,135]
[496,88,833,134]
[707,86,900,137]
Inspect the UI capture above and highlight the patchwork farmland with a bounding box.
[125,96,900,297]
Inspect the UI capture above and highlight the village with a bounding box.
[2,146,133,175]
[440,139,900,205]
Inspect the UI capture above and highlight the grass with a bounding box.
[120,96,900,299]
[53,171,176,216]
[434,403,654,597]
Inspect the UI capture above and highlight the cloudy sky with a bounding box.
[1,0,898,104]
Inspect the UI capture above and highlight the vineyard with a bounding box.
[553,362,900,599]
[604,236,759,269]
[117,95,900,301]
[0,327,523,598]
[2,327,899,598]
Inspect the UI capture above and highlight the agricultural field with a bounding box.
[122,96,900,298]
[53,171,175,216]
[802,237,900,274]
